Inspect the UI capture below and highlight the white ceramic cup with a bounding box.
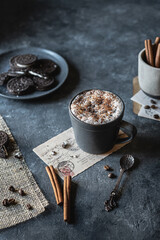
[138,48,160,99]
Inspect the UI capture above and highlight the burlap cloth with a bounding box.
[0,115,48,230]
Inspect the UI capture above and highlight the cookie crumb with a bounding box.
[26,204,33,210]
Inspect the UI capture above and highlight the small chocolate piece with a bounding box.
[151,105,157,109]
[153,114,159,119]
[26,204,32,210]
[151,99,157,104]
[15,54,37,68]
[0,145,8,158]
[0,73,10,85]
[108,173,116,178]
[33,76,55,91]
[52,151,57,155]
[7,76,34,95]
[62,141,68,148]
[0,131,9,146]
[104,165,113,171]
[8,198,16,205]
[15,152,23,159]
[18,189,26,196]
[3,199,9,206]
[144,105,150,109]
[9,185,16,192]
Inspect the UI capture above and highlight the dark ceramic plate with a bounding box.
[0,47,68,100]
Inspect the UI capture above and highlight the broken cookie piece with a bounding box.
[0,145,8,158]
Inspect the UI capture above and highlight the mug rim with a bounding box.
[139,48,160,71]
[69,89,125,127]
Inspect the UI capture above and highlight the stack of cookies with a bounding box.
[0,54,59,95]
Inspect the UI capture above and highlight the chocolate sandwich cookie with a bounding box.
[0,73,10,85]
[7,76,34,95]
[9,56,19,69]
[29,59,58,76]
[0,131,9,147]
[33,76,55,91]
[15,54,37,68]
[9,56,27,70]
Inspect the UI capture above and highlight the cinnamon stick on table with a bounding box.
[45,165,63,205]
[63,175,71,223]
[144,39,154,67]
[155,43,160,68]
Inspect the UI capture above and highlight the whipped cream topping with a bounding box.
[70,90,123,125]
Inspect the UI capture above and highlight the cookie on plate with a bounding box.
[15,54,37,68]
[7,76,34,95]
[29,59,58,76]
[33,76,55,91]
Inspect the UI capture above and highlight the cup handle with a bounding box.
[116,120,137,144]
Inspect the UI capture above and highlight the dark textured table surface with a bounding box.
[0,0,160,239]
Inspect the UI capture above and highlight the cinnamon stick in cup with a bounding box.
[155,43,160,68]
[63,175,71,223]
[45,165,63,205]
[154,37,160,45]
[144,39,154,66]
[153,37,160,59]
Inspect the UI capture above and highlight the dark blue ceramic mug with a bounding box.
[69,90,137,154]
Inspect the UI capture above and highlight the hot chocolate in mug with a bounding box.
[69,89,137,154]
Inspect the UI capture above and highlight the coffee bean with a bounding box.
[144,105,150,109]
[153,114,159,119]
[2,199,9,206]
[9,185,16,192]
[26,204,32,210]
[18,189,25,196]
[108,173,116,178]
[8,198,16,205]
[151,105,157,109]
[151,99,157,104]
[104,165,113,171]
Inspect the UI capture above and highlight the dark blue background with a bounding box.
[0,0,160,239]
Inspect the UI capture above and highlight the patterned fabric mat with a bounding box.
[0,115,48,230]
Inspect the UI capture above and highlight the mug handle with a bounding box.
[116,120,137,144]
